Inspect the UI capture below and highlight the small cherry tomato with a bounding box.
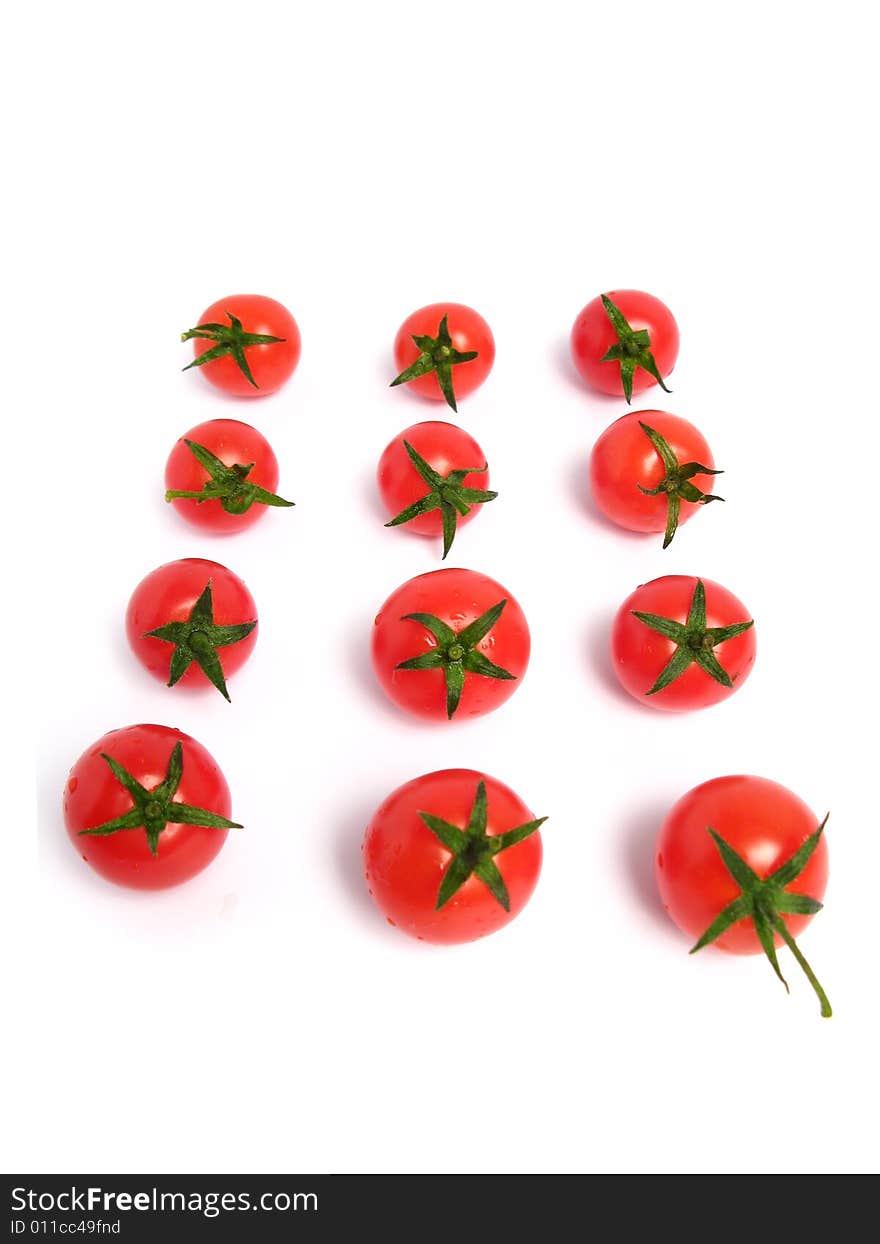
[363,768,546,944]
[371,567,530,721]
[164,418,294,535]
[378,421,497,559]
[570,290,679,402]
[182,293,301,396]
[611,575,756,711]
[589,410,723,547]
[126,558,258,701]
[657,775,831,1016]
[63,724,241,890]
[391,302,495,411]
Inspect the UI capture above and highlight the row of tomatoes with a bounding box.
[62,291,831,1017]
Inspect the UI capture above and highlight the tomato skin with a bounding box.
[371,568,530,721]
[363,769,543,944]
[611,575,756,711]
[165,419,282,534]
[190,294,301,397]
[125,558,258,690]
[570,289,679,397]
[63,724,233,890]
[657,775,829,954]
[393,302,495,402]
[377,421,491,537]
[589,410,715,534]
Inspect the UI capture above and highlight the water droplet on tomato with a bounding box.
[68,777,78,793]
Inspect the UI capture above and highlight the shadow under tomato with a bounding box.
[345,629,458,731]
[552,336,630,404]
[566,455,652,543]
[361,466,389,524]
[617,796,680,938]
[330,793,400,937]
[552,336,586,395]
[584,611,630,703]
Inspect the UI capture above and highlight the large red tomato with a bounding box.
[164,419,294,535]
[371,568,530,721]
[589,410,722,547]
[377,421,496,559]
[391,302,495,410]
[363,768,545,944]
[611,575,756,711]
[570,290,679,401]
[63,724,241,890]
[656,775,831,1015]
[126,558,258,701]
[182,293,301,396]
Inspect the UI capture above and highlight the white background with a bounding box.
[7,0,879,1174]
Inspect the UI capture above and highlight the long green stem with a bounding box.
[772,913,832,1018]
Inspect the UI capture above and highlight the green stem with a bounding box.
[772,914,832,1018]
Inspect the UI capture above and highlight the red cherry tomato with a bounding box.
[570,289,679,401]
[363,768,545,944]
[63,724,241,890]
[392,302,495,409]
[377,421,496,559]
[589,410,722,547]
[656,775,831,1015]
[125,558,258,701]
[183,293,301,397]
[164,418,293,535]
[371,568,530,721]
[611,575,756,711]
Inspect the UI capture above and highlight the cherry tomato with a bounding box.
[656,775,831,1015]
[182,293,301,397]
[126,558,258,701]
[570,290,679,402]
[377,421,497,559]
[371,568,530,721]
[611,576,756,711]
[63,724,241,890]
[164,418,294,535]
[363,768,545,944]
[589,410,722,547]
[391,302,495,410]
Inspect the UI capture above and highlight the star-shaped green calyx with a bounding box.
[164,438,295,515]
[419,779,547,911]
[691,820,831,1018]
[637,421,724,548]
[385,440,498,559]
[390,314,478,412]
[395,598,516,719]
[633,578,753,696]
[78,741,242,857]
[600,294,672,404]
[144,579,256,702]
[181,311,286,389]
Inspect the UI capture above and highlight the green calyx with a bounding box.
[633,578,753,695]
[419,779,547,911]
[165,438,294,515]
[181,311,285,389]
[395,598,515,719]
[78,741,242,858]
[144,579,256,702]
[385,440,498,559]
[691,820,832,1018]
[600,294,672,404]
[390,314,478,412]
[637,422,724,548]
